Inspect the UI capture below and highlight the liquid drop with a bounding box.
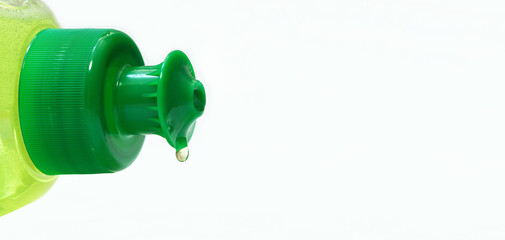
[176,147,189,162]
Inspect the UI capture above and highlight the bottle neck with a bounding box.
[115,65,162,135]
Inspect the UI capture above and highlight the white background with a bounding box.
[3,0,505,239]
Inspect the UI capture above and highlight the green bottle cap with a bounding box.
[19,29,206,175]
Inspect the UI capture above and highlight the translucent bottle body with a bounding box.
[0,0,58,216]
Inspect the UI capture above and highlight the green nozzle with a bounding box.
[116,50,205,150]
[19,29,206,174]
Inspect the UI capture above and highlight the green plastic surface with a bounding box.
[19,28,205,175]
[116,50,206,150]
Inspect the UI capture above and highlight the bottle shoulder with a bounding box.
[0,0,58,217]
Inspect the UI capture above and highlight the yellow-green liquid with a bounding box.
[0,0,58,216]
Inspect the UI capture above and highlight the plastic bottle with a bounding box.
[0,0,206,216]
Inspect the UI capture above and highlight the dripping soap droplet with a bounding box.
[176,147,189,162]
